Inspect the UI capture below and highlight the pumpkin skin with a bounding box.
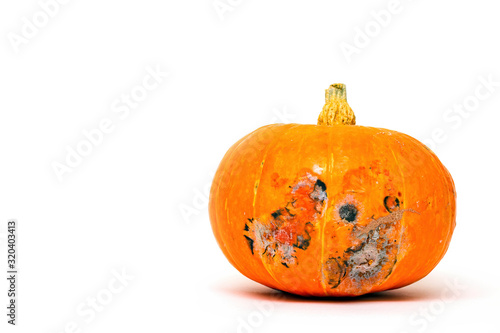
[209,88,456,297]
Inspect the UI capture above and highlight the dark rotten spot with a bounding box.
[384,196,400,213]
[271,210,282,219]
[339,204,358,223]
[315,179,327,192]
[244,235,254,255]
[310,179,328,203]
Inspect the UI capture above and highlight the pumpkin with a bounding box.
[209,84,456,297]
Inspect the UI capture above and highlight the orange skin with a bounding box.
[209,124,456,297]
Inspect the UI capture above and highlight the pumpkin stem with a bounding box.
[317,84,356,126]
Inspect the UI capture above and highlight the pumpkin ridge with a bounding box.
[386,133,407,287]
[319,128,335,295]
[251,124,298,291]
[415,135,455,270]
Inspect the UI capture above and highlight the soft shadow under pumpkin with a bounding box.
[212,273,460,303]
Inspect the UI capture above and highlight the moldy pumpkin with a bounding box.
[209,84,456,297]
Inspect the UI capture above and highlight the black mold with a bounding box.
[345,241,365,254]
[315,179,327,192]
[384,196,400,213]
[244,235,254,255]
[339,204,358,223]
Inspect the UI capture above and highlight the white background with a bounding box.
[1,0,499,332]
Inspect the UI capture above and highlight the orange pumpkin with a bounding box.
[209,84,456,297]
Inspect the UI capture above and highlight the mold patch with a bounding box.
[324,257,346,288]
[323,163,419,291]
[346,229,396,282]
[244,172,327,267]
[324,209,416,289]
[339,204,358,223]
